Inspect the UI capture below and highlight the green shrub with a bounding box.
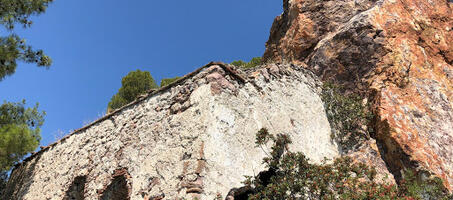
[160,76,180,87]
[244,128,398,199]
[241,129,452,200]
[231,60,247,68]
[321,83,374,152]
[231,57,262,69]
[399,170,451,200]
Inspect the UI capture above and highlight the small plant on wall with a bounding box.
[321,82,374,152]
[231,57,263,69]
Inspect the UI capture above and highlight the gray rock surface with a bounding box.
[4,63,338,200]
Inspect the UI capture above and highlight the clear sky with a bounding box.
[0,0,282,148]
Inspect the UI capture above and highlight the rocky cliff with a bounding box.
[264,0,453,190]
[3,63,339,199]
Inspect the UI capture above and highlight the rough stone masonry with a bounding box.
[3,63,340,200]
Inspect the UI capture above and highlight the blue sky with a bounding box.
[0,0,282,148]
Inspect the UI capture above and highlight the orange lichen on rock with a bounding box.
[265,0,453,190]
[372,0,453,190]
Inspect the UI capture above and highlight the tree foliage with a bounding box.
[231,57,262,69]
[160,76,180,87]
[242,129,452,200]
[108,70,158,112]
[0,100,44,171]
[0,0,53,81]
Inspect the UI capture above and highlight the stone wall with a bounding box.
[3,63,339,200]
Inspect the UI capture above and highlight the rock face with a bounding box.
[264,0,453,190]
[3,63,339,199]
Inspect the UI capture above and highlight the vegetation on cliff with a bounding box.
[231,57,263,69]
[160,76,180,87]
[321,83,374,153]
[240,129,452,199]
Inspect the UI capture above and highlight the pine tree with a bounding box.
[0,100,44,171]
[0,0,54,192]
[108,70,158,112]
[0,0,54,81]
